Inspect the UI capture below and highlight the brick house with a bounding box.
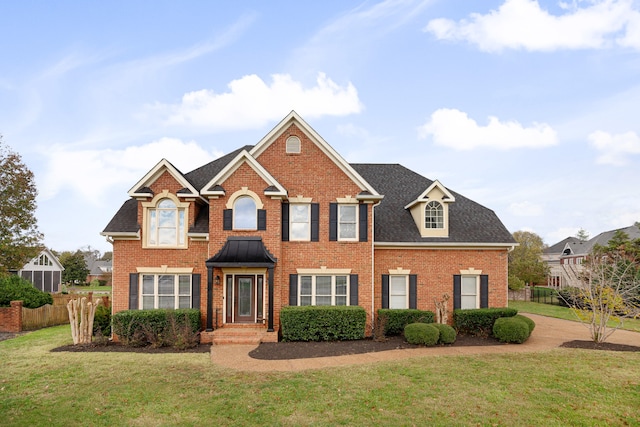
[102,111,516,343]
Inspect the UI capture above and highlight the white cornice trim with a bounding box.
[249,111,380,196]
[100,231,141,240]
[374,242,516,250]
[128,159,198,198]
[404,179,455,210]
[200,150,287,197]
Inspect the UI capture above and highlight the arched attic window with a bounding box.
[425,201,444,229]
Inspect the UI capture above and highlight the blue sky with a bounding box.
[2,0,640,254]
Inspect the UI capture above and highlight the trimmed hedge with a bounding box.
[377,309,435,336]
[281,306,366,342]
[493,316,531,344]
[514,314,535,334]
[112,309,200,348]
[432,323,457,344]
[404,323,439,346]
[453,307,517,337]
[0,274,53,308]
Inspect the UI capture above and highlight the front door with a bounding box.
[234,276,255,323]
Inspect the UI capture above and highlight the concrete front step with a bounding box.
[209,327,278,345]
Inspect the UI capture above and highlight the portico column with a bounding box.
[267,266,274,332]
[205,263,214,331]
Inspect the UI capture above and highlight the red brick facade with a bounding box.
[106,113,512,341]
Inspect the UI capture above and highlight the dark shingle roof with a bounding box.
[351,163,515,244]
[102,199,139,234]
[189,204,209,234]
[184,145,253,190]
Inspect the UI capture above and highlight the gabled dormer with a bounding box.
[404,180,455,238]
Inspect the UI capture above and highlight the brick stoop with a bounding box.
[207,326,278,345]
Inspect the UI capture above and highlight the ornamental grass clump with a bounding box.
[404,322,439,346]
[432,323,457,344]
[492,316,531,344]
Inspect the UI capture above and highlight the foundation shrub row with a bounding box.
[377,309,435,336]
[280,306,366,341]
[112,308,201,349]
[453,307,517,337]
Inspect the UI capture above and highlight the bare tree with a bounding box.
[562,248,640,343]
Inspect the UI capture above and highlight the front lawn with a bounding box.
[509,300,640,333]
[1,325,639,426]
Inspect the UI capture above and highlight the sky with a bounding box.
[2,0,640,255]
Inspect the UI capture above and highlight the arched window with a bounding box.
[234,196,257,229]
[148,198,185,246]
[425,201,444,229]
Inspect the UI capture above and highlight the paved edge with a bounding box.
[209,314,640,372]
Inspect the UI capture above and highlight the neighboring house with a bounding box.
[85,257,113,285]
[17,249,64,293]
[102,111,516,343]
[544,224,640,288]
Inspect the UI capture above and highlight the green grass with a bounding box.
[509,300,640,333]
[1,326,640,426]
[67,284,112,293]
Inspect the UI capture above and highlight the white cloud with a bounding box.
[418,108,557,150]
[424,0,640,52]
[509,201,544,217]
[545,227,581,245]
[152,73,362,130]
[39,138,221,204]
[588,130,640,165]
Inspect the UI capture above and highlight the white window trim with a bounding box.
[290,203,311,241]
[141,190,189,249]
[140,273,192,310]
[389,275,409,309]
[338,203,358,241]
[425,201,444,229]
[298,274,350,306]
[460,275,480,310]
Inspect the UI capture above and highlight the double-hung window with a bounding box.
[141,274,192,309]
[389,275,408,309]
[299,275,348,306]
[338,205,357,240]
[147,198,186,247]
[290,204,310,241]
[460,276,479,309]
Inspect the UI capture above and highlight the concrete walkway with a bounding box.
[210,314,640,372]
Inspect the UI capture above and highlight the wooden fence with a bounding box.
[21,304,70,330]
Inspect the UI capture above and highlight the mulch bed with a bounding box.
[3,331,638,357]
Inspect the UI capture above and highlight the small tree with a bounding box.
[509,231,549,286]
[576,228,589,242]
[60,250,90,284]
[561,246,640,343]
[0,137,43,273]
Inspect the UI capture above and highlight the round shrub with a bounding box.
[0,274,53,308]
[432,323,456,344]
[493,317,530,344]
[514,314,535,334]
[404,322,439,346]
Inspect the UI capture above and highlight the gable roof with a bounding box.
[404,179,456,210]
[250,111,381,199]
[128,159,199,198]
[548,224,640,257]
[351,163,516,245]
[21,248,64,271]
[200,149,287,197]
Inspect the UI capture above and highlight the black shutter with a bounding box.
[281,203,289,241]
[480,275,489,308]
[409,274,417,309]
[311,203,319,242]
[329,203,338,241]
[381,274,389,309]
[349,274,358,306]
[359,204,368,242]
[289,274,298,306]
[258,209,267,230]
[223,209,232,230]
[129,273,139,310]
[453,275,461,310]
[192,274,201,309]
